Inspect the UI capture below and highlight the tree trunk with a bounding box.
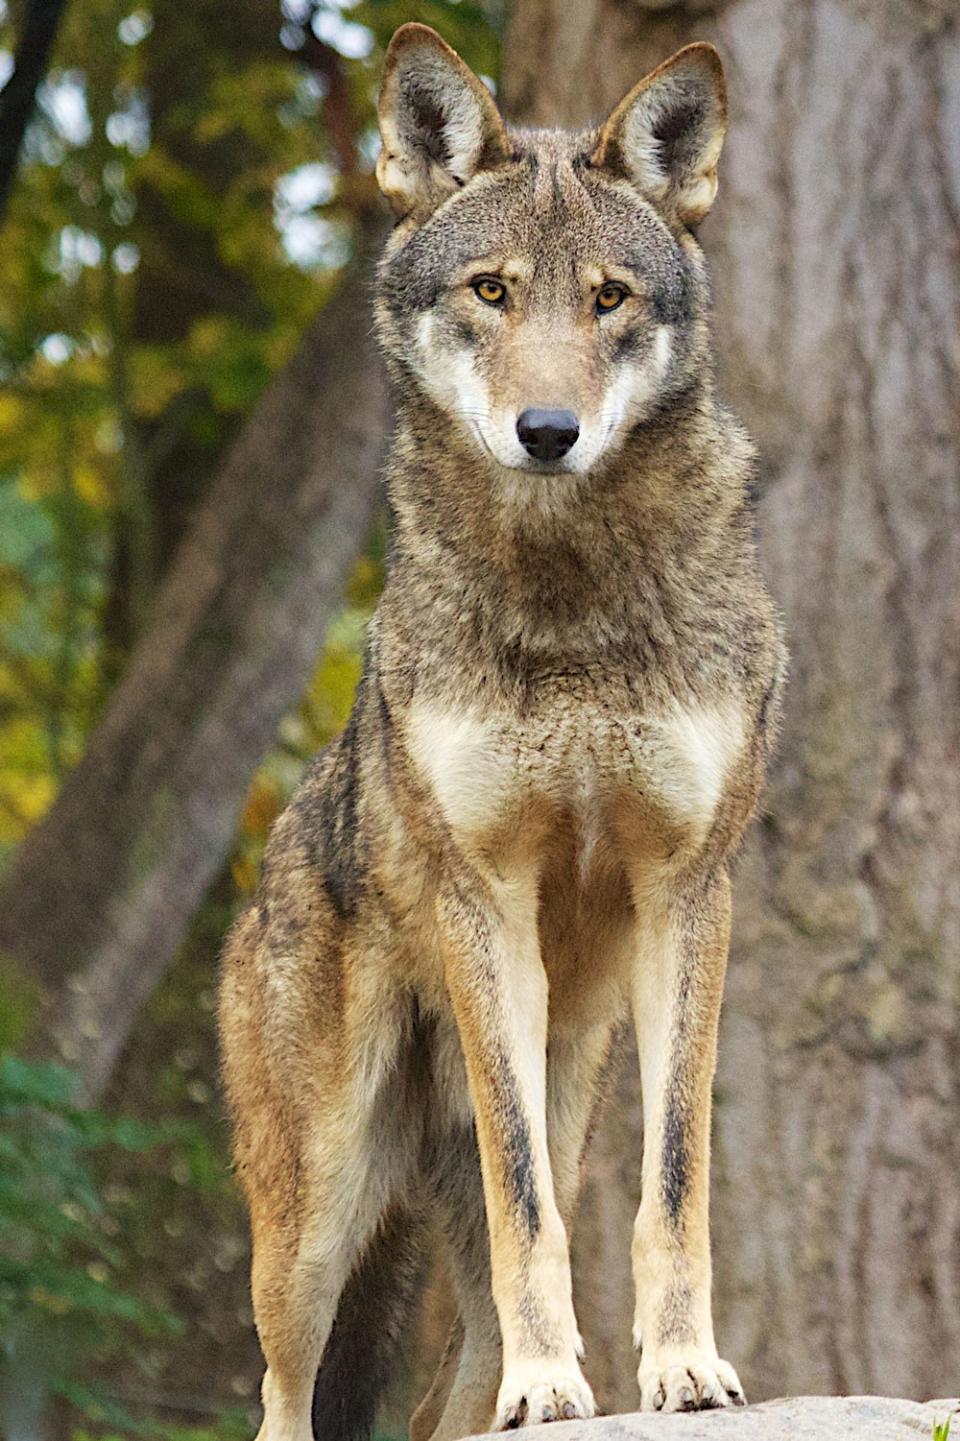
[503,0,960,1407]
[0,221,387,1101]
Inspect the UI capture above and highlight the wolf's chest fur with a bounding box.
[405,680,746,874]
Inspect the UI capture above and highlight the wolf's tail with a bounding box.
[311,1205,429,1441]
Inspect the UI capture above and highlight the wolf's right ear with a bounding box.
[592,44,727,227]
[377,24,509,221]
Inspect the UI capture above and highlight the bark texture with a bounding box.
[503,0,960,1408]
[0,223,387,1100]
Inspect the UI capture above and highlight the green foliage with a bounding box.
[89,887,261,1431]
[933,1418,952,1441]
[0,1055,174,1314]
[0,1056,184,1431]
[0,953,42,1051]
[0,1051,246,1437]
[68,1392,251,1441]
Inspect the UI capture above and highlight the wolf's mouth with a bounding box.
[467,419,575,476]
[514,459,575,477]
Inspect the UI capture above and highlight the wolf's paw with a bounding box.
[637,1352,745,1413]
[496,1362,596,1429]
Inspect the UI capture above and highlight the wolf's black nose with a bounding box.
[516,408,580,463]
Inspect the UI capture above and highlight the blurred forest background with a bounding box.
[0,1,956,1440]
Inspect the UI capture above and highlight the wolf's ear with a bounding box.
[377,24,509,221]
[592,44,727,227]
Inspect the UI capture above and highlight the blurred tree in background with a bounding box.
[0,2,500,1437]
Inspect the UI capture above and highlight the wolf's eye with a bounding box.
[596,283,627,314]
[472,277,506,306]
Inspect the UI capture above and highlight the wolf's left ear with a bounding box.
[377,24,509,221]
[592,44,727,227]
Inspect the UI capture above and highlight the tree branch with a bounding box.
[0,217,388,1101]
[0,0,70,223]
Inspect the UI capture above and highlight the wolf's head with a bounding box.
[374,24,726,485]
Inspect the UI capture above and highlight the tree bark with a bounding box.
[0,221,387,1101]
[503,0,960,1407]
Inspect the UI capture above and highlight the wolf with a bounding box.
[219,21,785,1441]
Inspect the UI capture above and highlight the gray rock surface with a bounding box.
[466,1397,960,1440]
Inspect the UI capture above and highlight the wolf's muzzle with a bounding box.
[516,408,580,464]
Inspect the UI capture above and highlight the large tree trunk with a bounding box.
[0,222,387,1101]
[503,0,960,1407]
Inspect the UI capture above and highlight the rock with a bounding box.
[466,1396,960,1440]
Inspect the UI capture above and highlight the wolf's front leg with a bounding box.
[438,867,596,1431]
[630,867,746,1413]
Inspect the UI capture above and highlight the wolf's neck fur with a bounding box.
[380,386,760,701]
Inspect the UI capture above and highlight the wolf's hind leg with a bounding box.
[228,1016,411,1439]
[416,1125,502,1441]
[251,1220,348,1441]
[249,1111,387,1441]
[412,1314,502,1441]
[409,1317,464,1441]
[547,1020,623,1230]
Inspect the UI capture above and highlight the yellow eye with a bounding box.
[473,277,506,306]
[596,282,627,314]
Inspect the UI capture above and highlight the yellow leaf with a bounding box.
[74,461,110,507]
[240,775,280,838]
[230,853,259,896]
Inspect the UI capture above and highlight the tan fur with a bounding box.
[219,24,785,1441]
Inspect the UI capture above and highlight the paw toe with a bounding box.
[715,1359,746,1407]
[497,1371,595,1430]
[639,1356,746,1415]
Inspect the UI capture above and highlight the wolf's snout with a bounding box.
[516,408,580,464]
